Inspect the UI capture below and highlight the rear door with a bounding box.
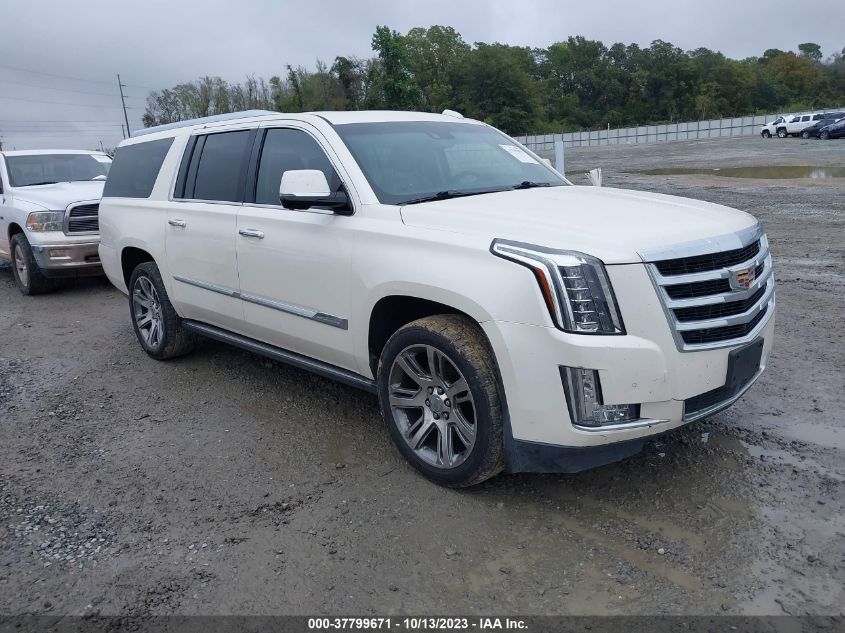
[166,126,255,331]
[235,123,357,371]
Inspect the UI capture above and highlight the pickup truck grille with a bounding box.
[646,230,775,351]
[65,203,99,234]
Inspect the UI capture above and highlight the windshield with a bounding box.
[334,121,565,205]
[5,154,111,187]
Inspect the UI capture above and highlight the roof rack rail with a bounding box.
[133,110,278,137]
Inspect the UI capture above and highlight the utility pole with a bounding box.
[117,74,131,138]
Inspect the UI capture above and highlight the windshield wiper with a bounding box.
[511,180,551,190]
[21,181,58,187]
[400,189,498,206]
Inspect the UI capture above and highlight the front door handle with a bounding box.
[168,219,187,228]
[239,228,265,239]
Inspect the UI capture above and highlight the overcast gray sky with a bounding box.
[1,0,842,150]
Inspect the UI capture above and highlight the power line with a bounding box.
[0,95,131,108]
[0,63,156,91]
[0,118,137,122]
[0,78,144,99]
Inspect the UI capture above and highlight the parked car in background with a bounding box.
[761,112,834,138]
[760,116,785,138]
[819,118,845,140]
[799,114,845,138]
[0,149,111,294]
[99,110,775,487]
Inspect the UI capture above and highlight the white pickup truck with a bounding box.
[0,149,111,294]
[98,110,775,487]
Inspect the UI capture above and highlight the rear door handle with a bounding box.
[239,228,265,239]
[168,219,186,228]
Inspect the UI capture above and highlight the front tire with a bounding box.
[820,130,830,140]
[777,128,788,138]
[377,314,504,488]
[9,234,57,295]
[128,262,197,360]
[801,131,810,139]
[761,130,771,138]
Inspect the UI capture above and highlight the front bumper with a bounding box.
[481,262,775,472]
[30,241,103,278]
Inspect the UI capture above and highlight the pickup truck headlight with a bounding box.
[491,239,625,334]
[26,211,65,232]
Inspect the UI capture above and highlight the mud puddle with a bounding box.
[632,165,845,179]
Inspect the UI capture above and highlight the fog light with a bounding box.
[561,366,640,427]
[49,249,69,259]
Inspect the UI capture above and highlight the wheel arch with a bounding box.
[8,222,23,241]
[366,290,493,377]
[120,246,156,289]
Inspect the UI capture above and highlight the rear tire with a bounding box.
[128,262,197,360]
[9,234,57,295]
[377,314,504,488]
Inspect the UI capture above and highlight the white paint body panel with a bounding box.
[99,111,775,450]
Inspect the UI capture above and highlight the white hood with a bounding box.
[400,185,758,264]
[11,181,105,211]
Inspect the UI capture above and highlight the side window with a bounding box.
[254,128,341,206]
[180,130,252,203]
[813,114,824,121]
[103,137,173,199]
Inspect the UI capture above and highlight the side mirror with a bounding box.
[279,169,352,215]
[587,168,602,187]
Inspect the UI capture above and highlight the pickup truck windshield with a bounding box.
[5,154,110,187]
[334,121,565,206]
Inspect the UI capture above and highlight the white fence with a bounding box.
[514,107,845,151]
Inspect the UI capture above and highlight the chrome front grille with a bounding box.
[64,202,99,234]
[644,226,775,351]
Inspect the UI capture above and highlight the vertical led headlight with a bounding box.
[491,239,625,334]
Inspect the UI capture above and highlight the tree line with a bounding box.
[142,26,845,135]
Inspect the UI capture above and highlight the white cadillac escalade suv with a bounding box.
[98,110,775,487]
[1,149,111,294]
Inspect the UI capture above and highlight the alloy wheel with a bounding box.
[133,276,164,348]
[13,244,29,288]
[387,344,477,469]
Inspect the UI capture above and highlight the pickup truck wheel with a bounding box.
[377,314,504,487]
[777,128,788,138]
[129,262,196,360]
[10,234,56,295]
[761,130,771,138]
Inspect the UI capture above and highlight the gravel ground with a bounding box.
[1,136,843,617]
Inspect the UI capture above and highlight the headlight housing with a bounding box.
[491,239,625,334]
[26,211,65,232]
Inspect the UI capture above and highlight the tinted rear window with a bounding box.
[190,130,252,202]
[103,138,174,198]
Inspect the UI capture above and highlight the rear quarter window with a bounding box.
[103,137,174,198]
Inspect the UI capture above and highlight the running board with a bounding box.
[183,320,377,394]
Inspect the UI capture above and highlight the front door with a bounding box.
[166,128,254,332]
[235,125,356,371]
